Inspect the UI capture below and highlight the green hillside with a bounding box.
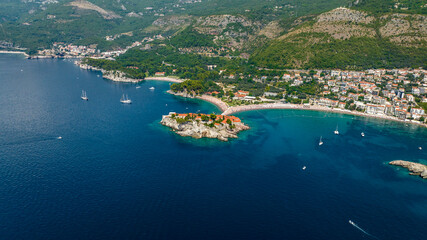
[250,5,427,69]
[0,0,351,52]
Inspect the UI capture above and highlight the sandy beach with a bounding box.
[0,50,29,57]
[145,77,184,83]
[196,95,229,112]
[222,102,426,127]
[164,88,424,127]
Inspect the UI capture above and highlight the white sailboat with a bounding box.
[334,125,339,135]
[120,94,132,104]
[81,90,88,101]
[319,136,323,146]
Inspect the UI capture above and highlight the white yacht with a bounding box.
[149,87,155,90]
[319,136,323,146]
[120,94,132,104]
[334,125,339,135]
[419,146,422,150]
[81,90,88,101]
[302,166,307,170]
[136,86,141,89]
[361,132,365,137]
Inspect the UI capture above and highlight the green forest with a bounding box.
[251,35,427,70]
[84,46,227,80]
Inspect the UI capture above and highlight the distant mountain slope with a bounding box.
[250,7,426,69]
[0,0,351,52]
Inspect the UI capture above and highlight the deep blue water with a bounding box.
[0,54,426,240]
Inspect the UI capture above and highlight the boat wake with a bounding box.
[349,220,379,239]
[0,135,62,146]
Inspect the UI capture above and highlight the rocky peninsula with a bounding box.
[160,112,249,141]
[389,160,427,179]
[76,61,143,83]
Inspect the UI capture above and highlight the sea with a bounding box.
[0,53,426,240]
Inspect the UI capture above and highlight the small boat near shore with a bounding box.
[81,90,88,101]
[334,125,339,135]
[120,94,132,104]
[149,87,155,90]
[319,136,323,146]
[136,86,141,89]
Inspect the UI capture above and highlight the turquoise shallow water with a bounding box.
[0,54,426,239]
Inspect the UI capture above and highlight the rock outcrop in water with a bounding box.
[160,112,249,141]
[389,160,427,179]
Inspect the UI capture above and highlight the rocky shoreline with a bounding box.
[160,112,249,141]
[102,70,143,83]
[389,160,427,179]
[76,61,143,83]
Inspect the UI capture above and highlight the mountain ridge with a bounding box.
[0,0,425,69]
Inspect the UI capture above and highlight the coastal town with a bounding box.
[4,19,427,126]
[45,34,425,126]
[1,1,427,239]
[167,67,427,125]
[248,68,427,122]
[74,54,427,127]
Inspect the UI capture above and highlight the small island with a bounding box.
[389,160,427,179]
[160,112,249,141]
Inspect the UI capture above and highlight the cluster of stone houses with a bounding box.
[51,43,97,57]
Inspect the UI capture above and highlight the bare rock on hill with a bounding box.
[67,0,121,19]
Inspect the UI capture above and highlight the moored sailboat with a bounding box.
[334,125,339,135]
[81,90,88,101]
[120,94,132,104]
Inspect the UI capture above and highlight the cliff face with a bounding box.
[76,61,143,83]
[160,113,249,141]
[389,160,427,179]
[102,71,143,83]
